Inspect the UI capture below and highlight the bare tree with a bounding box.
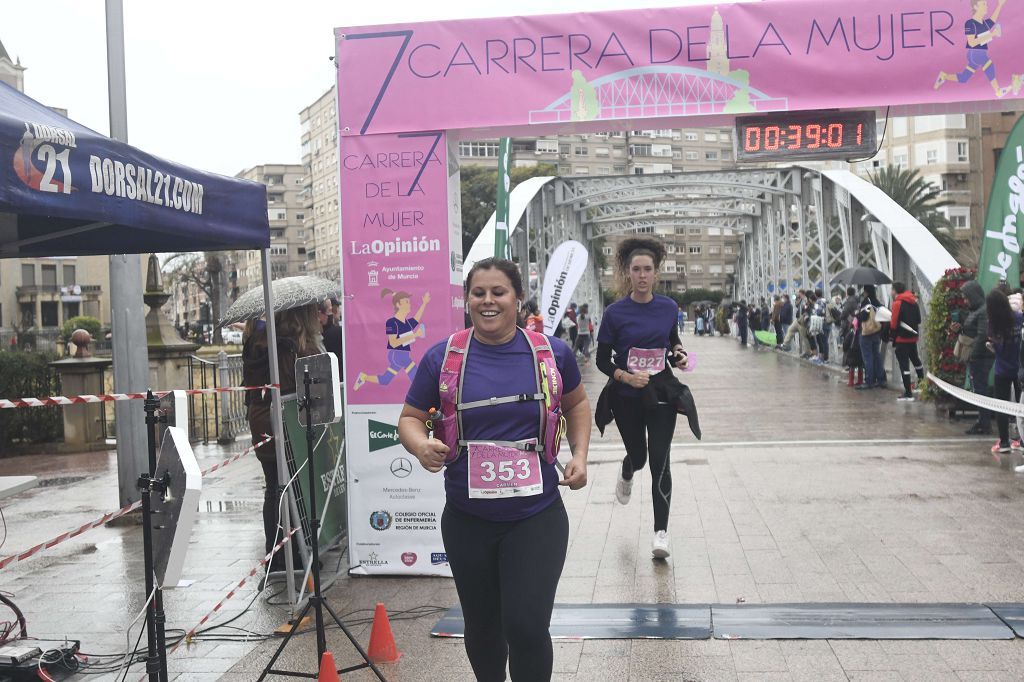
[163,251,230,344]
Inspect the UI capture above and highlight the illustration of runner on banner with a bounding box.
[353,288,431,392]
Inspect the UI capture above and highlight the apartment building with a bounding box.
[298,88,340,281]
[233,164,307,292]
[852,114,981,247]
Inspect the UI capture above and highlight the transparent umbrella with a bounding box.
[219,276,337,327]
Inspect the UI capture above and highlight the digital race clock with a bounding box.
[734,110,877,162]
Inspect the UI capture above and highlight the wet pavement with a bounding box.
[3,333,1024,680]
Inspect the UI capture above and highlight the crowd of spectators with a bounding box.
[716,284,926,403]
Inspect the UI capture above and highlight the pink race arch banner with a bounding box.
[337,0,1023,576]
[337,0,1024,136]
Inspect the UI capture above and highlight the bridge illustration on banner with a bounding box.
[529,66,790,124]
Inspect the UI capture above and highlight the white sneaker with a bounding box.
[615,474,632,505]
[652,531,671,559]
[1015,464,1024,474]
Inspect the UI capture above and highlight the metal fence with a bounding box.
[187,352,248,444]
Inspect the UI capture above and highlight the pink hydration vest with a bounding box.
[434,327,565,465]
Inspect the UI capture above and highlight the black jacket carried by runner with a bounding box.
[595,369,701,440]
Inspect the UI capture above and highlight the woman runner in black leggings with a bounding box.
[596,238,687,559]
[399,258,591,681]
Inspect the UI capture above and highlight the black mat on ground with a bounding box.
[712,603,1015,640]
[431,604,712,639]
[988,605,1024,637]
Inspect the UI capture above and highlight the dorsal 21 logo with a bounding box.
[14,121,76,194]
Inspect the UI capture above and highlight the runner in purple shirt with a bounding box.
[399,257,591,682]
[596,237,688,560]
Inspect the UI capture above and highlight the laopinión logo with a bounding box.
[369,510,392,531]
[401,552,417,566]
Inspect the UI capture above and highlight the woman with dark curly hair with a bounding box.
[596,237,689,559]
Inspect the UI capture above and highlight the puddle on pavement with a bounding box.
[36,475,90,487]
[203,498,262,513]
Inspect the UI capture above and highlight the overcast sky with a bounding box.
[0,0,727,178]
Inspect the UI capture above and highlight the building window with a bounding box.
[594,147,610,157]
[41,264,57,286]
[633,167,645,175]
[63,265,75,285]
[459,141,500,157]
[573,166,590,175]
[535,139,559,154]
[270,246,288,256]
[956,142,969,163]
[690,264,704,274]
[704,132,717,142]
[688,246,702,255]
[40,302,58,328]
[296,213,305,220]
[724,245,734,254]
[705,151,719,161]
[926,149,939,164]
[685,151,698,160]
[688,227,702,236]
[21,264,34,286]
[628,144,652,157]
[709,246,721,255]
[574,146,588,156]
[613,165,626,173]
[684,132,698,141]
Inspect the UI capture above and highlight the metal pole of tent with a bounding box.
[260,248,297,614]
[104,0,151,508]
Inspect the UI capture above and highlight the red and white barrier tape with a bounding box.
[0,384,279,410]
[167,527,299,658]
[0,434,271,571]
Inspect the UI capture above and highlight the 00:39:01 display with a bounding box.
[742,123,863,152]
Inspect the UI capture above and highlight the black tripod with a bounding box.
[139,391,169,682]
[258,367,385,680]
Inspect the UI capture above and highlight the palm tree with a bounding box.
[868,165,960,256]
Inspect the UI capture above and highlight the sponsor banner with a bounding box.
[339,130,460,575]
[541,240,589,335]
[978,114,1024,292]
[345,404,450,576]
[337,0,1024,137]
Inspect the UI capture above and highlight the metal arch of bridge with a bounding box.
[478,167,957,321]
[732,167,959,310]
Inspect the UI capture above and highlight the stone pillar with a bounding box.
[50,354,111,447]
[143,255,200,430]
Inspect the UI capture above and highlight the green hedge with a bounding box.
[61,315,103,342]
[0,351,63,448]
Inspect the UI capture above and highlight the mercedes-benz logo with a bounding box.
[390,457,412,478]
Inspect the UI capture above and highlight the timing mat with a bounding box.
[431,603,1024,640]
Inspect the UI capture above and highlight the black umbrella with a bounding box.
[831,266,892,287]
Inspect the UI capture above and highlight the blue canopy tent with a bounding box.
[0,80,268,256]
[0,82,304,606]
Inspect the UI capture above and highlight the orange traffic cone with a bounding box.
[318,651,341,682]
[367,602,402,663]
